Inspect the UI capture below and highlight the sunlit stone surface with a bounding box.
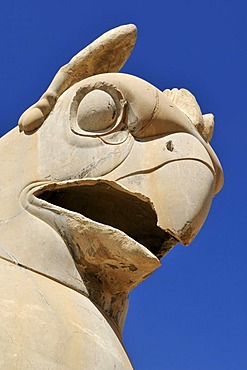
[0,24,223,369]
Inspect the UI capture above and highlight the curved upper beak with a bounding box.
[100,73,224,246]
[121,77,223,195]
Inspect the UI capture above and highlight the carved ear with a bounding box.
[19,24,137,133]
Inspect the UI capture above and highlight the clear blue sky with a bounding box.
[1,1,246,369]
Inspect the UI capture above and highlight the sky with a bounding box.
[0,0,246,369]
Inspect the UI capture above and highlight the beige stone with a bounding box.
[0,24,223,368]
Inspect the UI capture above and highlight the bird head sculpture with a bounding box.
[0,24,223,335]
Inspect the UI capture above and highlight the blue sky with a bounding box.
[1,1,246,369]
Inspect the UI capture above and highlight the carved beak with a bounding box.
[102,75,224,246]
[127,86,223,195]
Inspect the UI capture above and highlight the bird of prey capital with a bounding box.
[0,24,223,369]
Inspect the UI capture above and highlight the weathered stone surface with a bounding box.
[0,24,223,368]
[0,258,132,369]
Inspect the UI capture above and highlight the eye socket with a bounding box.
[70,82,126,137]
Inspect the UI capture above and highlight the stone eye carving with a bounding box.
[70,83,126,136]
[77,90,116,131]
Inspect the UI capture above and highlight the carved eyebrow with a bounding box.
[18,24,137,133]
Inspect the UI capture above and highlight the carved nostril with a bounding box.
[166,140,174,152]
[77,90,117,132]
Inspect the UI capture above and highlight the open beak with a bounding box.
[100,75,224,246]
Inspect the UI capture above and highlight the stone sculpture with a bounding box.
[0,24,223,368]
